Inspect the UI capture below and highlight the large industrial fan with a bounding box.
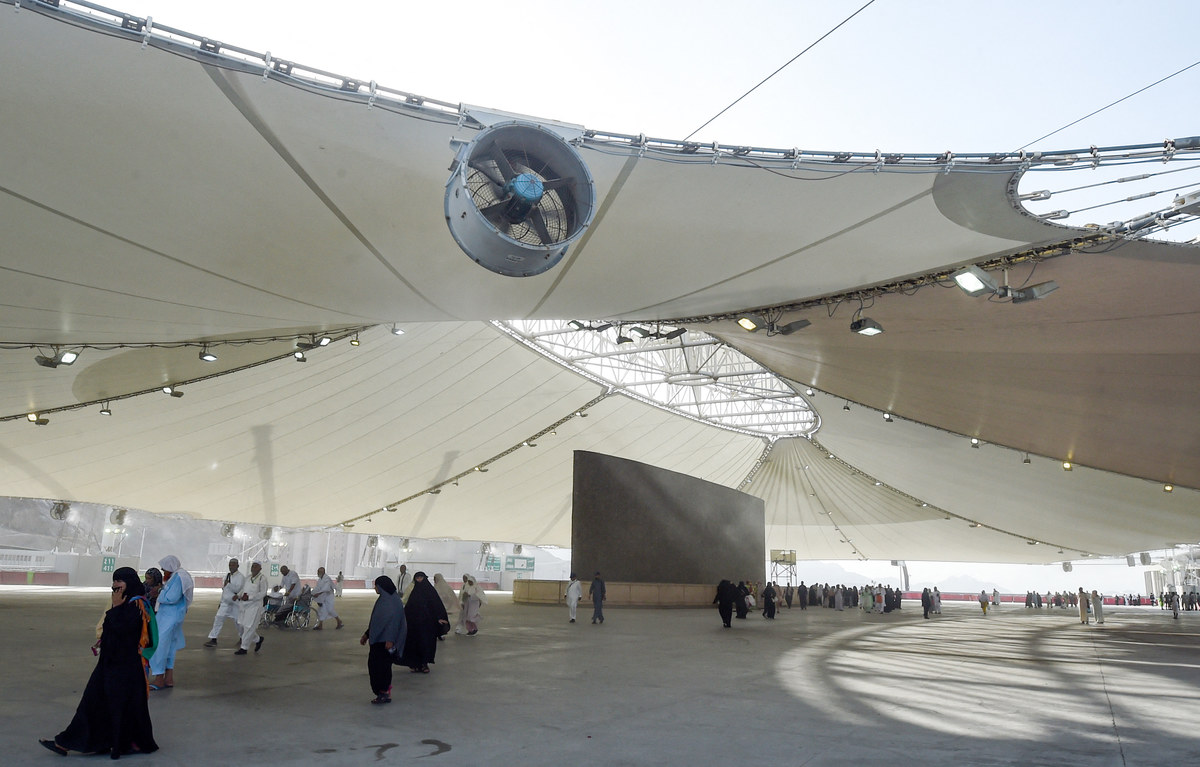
[445,122,596,277]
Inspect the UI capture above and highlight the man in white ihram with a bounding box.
[273,564,301,626]
[204,558,244,648]
[311,566,344,630]
[234,561,268,655]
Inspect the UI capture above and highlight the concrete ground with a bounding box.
[4,587,1199,766]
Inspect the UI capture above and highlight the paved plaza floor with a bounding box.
[3,587,1198,765]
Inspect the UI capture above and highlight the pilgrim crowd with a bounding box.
[40,556,488,757]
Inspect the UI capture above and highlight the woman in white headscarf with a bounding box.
[461,575,487,636]
[149,554,193,690]
[432,574,460,640]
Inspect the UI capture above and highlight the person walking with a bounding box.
[274,565,301,626]
[311,567,345,630]
[335,571,344,598]
[360,576,405,704]
[399,572,449,673]
[1078,587,1090,625]
[734,581,750,620]
[979,590,989,615]
[932,587,942,614]
[565,573,583,623]
[761,582,777,619]
[461,575,486,635]
[589,571,606,624]
[395,564,410,599]
[234,561,268,655]
[142,568,163,609]
[921,588,932,619]
[204,558,244,648]
[1090,590,1105,625]
[432,573,461,638]
[148,554,192,690]
[714,580,737,628]
[41,567,159,759]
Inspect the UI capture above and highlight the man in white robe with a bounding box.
[564,573,582,623]
[312,566,344,630]
[204,558,244,648]
[235,561,268,654]
[273,565,301,625]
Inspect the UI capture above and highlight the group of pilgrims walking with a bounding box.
[714,580,913,627]
[41,557,489,756]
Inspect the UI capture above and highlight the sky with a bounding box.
[94,0,1198,593]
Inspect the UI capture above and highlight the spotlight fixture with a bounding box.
[161,386,184,398]
[575,411,588,418]
[1062,461,1073,471]
[970,438,981,448]
[777,318,812,335]
[199,346,217,362]
[34,348,79,368]
[660,327,687,341]
[842,402,850,411]
[27,412,49,426]
[1027,540,1039,546]
[293,351,307,362]
[615,329,633,344]
[1164,484,1174,493]
[630,326,653,338]
[1008,281,1060,304]
[883,413,893,422]
[736,314,768,332]
[1022,453,1031,465]
[523,440,537,447]
[569,320,587,330]
[317,336,331,346]
[591,322,613,332]
[805,388,815,396]
[391,324,405,336]
[429,488,441,495]
[350,333,360,346]
[850,317,883,336]
[951,265,1000,297]
[99,402,112,416]
[969,522,981,528]
[475,466,489,472]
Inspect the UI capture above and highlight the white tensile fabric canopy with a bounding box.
[1,3,1197,563]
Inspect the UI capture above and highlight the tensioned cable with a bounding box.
[1016,58,1200,151]
[683,0,879,141]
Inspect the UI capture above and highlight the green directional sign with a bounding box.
[270,563,280,577]
[505,555,535,571]
[484,555,501,572]
[101,556,116,573]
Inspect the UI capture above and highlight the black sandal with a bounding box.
[40,739,68,756]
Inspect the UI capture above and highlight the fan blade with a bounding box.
[527,207,554,245]
[467,159,506,188]
[486,140,518,182]
[540,177,575,192]
[478,199,511,223]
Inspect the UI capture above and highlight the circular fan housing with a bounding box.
[445,121,596,277]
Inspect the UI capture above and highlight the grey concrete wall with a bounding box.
[571,450,765,584]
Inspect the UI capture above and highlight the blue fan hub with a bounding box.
[501,173,544,221]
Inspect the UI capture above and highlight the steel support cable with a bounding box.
[1016,59,1200,151]
[684,0,879,141]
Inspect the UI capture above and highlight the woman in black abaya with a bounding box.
[42,566,159,759]
[400,571,449,673]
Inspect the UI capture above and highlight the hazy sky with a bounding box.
[119,0,1198,153]
[101,0,1193,593]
